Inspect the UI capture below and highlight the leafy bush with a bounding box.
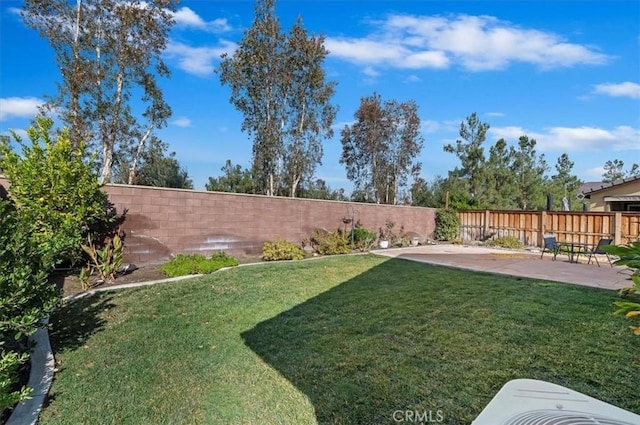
[160,252,239,277]
[486,236,524,249]
[0,199,61,413]
[602,241,640,335]
[350,226,377,252]
[262,239,305,261]
[434,209,460,241]
[310,230,351,255]
[0,117,121,267]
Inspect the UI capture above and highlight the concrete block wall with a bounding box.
[104,184,437,264]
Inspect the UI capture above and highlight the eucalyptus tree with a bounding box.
[218,0,336,197]
[281,19,337,197]
[340,93,423,204]
[21,0,176,183]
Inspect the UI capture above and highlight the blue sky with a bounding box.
[1,1,639,191]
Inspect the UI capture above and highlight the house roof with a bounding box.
[580,175,640,195]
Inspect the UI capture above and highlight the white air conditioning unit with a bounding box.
[472,379,640,425]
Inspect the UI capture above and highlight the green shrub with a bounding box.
[434,209,460,241]
[0,199,61,413]
[160,252,239,277]
[262,238,305,261]
[310,230,351,255]
[0,117,121,267]
[602,241,640,335]
[486,236,524,249]
[350,226,377,252]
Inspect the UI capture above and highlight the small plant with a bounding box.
[310,230,351,255]
[602,241,640,335]
[80,234,124,290]
[350,226,377,252]
[262,239,305,261]
[434,209,460,241]
[379,220,399,245]
[486,236,524,249]
[160,252,239,277]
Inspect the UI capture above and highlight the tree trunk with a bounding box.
[128,125,153,184]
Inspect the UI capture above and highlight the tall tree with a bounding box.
[443,112,489,203]
[602,159,639,182]
[22,0,176,183]
[139,139,193,190]
[340,93,423,204]
[206,160,254,194]
[281,19,337,197]
[602,159,625,183]
[513,135,547,210]
[119,137,193,189]
[298,178,347,201]
[483,138,518,209]
[548,153,582,210]
[218,0,336,197]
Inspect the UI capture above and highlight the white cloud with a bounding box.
[172,117,192,127]
[584,166,606,180]
[405,75,421,83]
[164,40,236,76]
[490,125,640,152]
[420,119,460,134]
[0,96,44,121]
[486,112,505,117]
[362,66,380,77]
[593,82,640,99]
[172,7,232,33]
[326,14,609,72]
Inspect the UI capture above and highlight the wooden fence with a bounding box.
[458,210,640,248]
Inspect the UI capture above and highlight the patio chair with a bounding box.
[541,235,562,260]
[586,238,614,267]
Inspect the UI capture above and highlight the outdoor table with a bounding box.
[559,242,590,263]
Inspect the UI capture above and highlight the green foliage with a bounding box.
[310,230,351,255]
[602,241,640,335]
[0,198,61,413]
[160,252,240,277]
[443,112,488,202]
[132,138,194,189]
[79,234,124,289]
[486,236,524,249]
[0,117,119,266]
[206,160,253,193]
[350,226,377,252]
[262,238,306,261]
[1,350,33,413]
[218,0,337,197]
[340,93,423,204]
[434,209,460,241]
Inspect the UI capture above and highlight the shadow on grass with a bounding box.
[48,294,115,355]
[242,258,639,424]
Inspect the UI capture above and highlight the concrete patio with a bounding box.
[373,244,634,291]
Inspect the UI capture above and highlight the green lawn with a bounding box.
[40,255,639,425]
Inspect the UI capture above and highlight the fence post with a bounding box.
[614,212,622,245]
[483,210,490,241]
[538,211,547,247]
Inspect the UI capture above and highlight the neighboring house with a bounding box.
[581,176,640,212]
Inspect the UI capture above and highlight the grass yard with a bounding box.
[40,254,639,424]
